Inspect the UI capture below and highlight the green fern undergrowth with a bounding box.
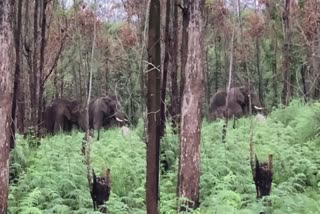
[9,100,320,213]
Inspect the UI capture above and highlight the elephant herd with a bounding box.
[208,85,264,120]
[42,85,263,139]
[43,95,128,140]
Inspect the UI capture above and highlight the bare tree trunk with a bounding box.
[214,36,221,92]
[272,33,278,106]
[256,37,262,103]
[0,0,15,210]
[37,0,48,136]
[17,54,25,133]
[160,0,171,138]
[179,0,189,115]
[31,0,39,126]
[146,0,161,213]
[282,0,292,105]
[170,0,179,131]
[11,0,23,149]
[178,0,203,210]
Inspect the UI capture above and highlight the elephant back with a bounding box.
[209,91,227,111]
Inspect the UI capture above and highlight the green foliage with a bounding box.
[9,100,320,213]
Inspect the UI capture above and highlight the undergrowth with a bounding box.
[9,100,320,213]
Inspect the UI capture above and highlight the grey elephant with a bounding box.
[44,98,81,134]
[209,86,264,120]
[88,95,128,140]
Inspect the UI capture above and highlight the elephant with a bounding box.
[44,98,81,134]
[209,86,264,120]
[44,95,128,139]
[88,95,128,140]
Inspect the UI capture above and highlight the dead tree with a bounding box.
[90,169,111,213]
[252,155,273,199]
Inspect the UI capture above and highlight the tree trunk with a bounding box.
[256,37,262,103]
[214,36,221,92]
[282,0,291,106]
[146,0,161,213]
[31,0,39,126]
[179,0,189,115]
[0,0,15,210]
[272,32,278,106]
[160,0,171,138]
[300,64,307,102]
[170,0,179,131]
[11,0,23,149]
[177,0,203,210]
[37,0,48,135]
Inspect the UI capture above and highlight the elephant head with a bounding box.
[227,86,264,114]
[89,95,128,140]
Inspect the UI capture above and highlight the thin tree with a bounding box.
[0,0,15,211]
[146,0,161,212]
[179,0,190,126]
[160,0,171,138]
[37,0,49,136]
[11,0,23,149]
[282,0,292,105]
[177,0,204,210]
[170,0,179,131]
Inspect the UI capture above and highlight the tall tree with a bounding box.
[146,0,161,213]
[179,0,190,124]
[177,0,203,210]
[282,0,292,105]
[0,0,15,211]
[170,0,179,130]
[37,0,48,136]
[160,0,171,138]
[11,0,23,149]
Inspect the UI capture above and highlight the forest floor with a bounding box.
[9,100,320,214]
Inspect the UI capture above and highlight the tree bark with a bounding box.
[179,0,189,115]
[31,0,39,126]
[272,32,278,106]
[146,0,161,213]
[37,0,48,135]
[170,0,179,131]
[0,0,15,211]
[177,0,203,210]
[160,0,171,138]
[11,0,23,149]
[282,0,292,106]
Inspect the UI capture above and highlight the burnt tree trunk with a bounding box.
[146,0,161,213]
[0,0,15,211]
[177,0,203,210]
[160,0,171,138]
[253,155,273,199]
[11,0,23,149]
[170,0,179,131]
[282,0,292,106]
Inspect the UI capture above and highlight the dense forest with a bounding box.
[0,0,320,213]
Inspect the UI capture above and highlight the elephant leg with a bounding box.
[232,117,238,129]
[93,116,103,141]
[53,118,63,133]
